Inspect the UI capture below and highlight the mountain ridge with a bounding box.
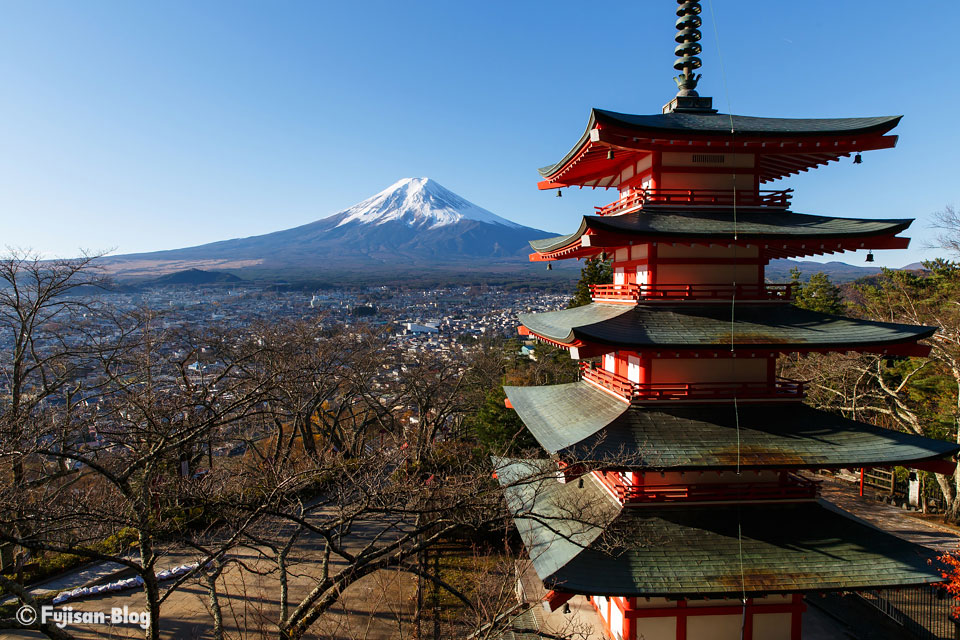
[100,178,559,282]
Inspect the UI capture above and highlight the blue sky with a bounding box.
[1,1,957,268]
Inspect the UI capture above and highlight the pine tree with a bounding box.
[790,268,843,314]
[567,257,613,308]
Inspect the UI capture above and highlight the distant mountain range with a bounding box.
[766,259,880,283]
[767,260,926,283]
[98,177,919,286]
[101,178,559,285]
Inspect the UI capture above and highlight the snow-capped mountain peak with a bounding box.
[332,177,523,229]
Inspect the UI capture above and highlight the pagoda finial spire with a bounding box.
[673,1,703,96]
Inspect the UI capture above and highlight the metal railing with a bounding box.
[593,188,793,216]
[589,282,793,303]
[580,363,805,402]
[859,585,957,640]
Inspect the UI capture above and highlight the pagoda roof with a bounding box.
[529,211,912,260]
[539,108,901,186]
[503,382,960,471]
[495,458,942,598]
[519,303,934,354]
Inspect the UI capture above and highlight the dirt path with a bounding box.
[6,475,952,639]
[2,531,420,640]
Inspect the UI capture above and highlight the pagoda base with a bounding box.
[590,594,804,640]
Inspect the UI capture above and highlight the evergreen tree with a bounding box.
[567,257,613,308]
[790,268,843,314]
[467,386,537,453]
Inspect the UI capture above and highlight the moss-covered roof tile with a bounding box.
[503,382,959,470]
[495,459,942,598]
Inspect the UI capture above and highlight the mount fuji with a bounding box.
[101,178,558,283]
[332,177,525,230]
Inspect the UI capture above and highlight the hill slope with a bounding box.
[101,178,560,282]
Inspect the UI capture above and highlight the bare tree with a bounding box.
[0,305,275,640]
[781,260,960,515]
[1,293,621,640]
[931,204,960,256]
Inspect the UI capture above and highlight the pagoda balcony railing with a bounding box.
[609,474,820,504]
[580,363,806,402]
[593,188,793,217]
[589,282,793,303]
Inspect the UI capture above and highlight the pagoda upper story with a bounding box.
[516,44,926,408]
[531,105,910,261]
[529,105,913,316]
[537,104,901,195]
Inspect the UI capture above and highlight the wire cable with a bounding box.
[707,3,748,637]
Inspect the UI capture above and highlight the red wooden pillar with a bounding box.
[651,152,661,190]
[790,593,804,640]
[676,600,687,640]
[623,597,637,640]
[860,468,865,497]
[648,243,658,287]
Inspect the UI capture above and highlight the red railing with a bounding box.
[589,283,644,303]
[594,191,646,216]
[589,282,793,303]
[610,474,820,504]
[580,363,805,402]
[580,364,636,399]
[594,188,793,216]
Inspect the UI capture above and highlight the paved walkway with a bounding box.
[0,558,131,607]
[817,474,960,552]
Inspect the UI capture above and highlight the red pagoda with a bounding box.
[495,3,960,639]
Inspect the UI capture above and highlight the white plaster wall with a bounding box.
[596,595,608,621]
[686,614,743,639]
[634,597,673,609]
[752,612,792,640]
[610,599,624,639]
[635,616,676,640]
[688,598,743,607]
[604,354,616,374]
[756,595,792,604]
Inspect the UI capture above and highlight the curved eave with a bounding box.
[496,460,941,599]
[587,211,913,240]
[528,211,913,259]
[519,303,936,353]
[538,109,902,186]
[504,382,960,472]
[591,109,902,137]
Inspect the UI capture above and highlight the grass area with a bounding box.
[423,540,516,628]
